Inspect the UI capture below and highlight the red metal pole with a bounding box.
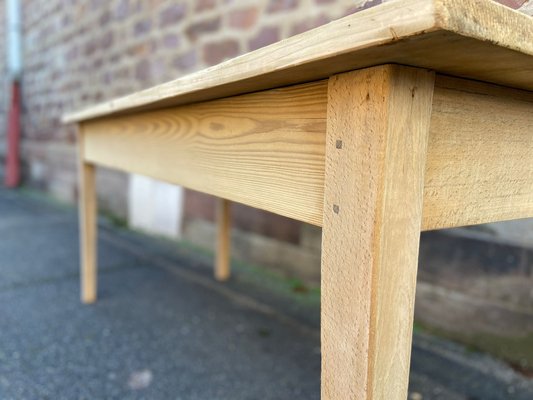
[4,81,21,188]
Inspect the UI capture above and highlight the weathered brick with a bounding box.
[134,18,152,37]
[159,4,187,28]
[173,50,197,71]
[185,17,221,41]
[84,38,98,56]
[203,39,240,65]
[248,26,279,51]
[99,10,112,26]
[99,31,114,50]
[290,14,330,36]
[195,0,217,12]
[267,0,299,13]
[127,42,153,57]
[135,59,151,81]
[163,33,181,48]
[498,0,527,8]
[114,0,130,20]
[228,7,259,29]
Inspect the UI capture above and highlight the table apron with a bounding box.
[79,74,533,231]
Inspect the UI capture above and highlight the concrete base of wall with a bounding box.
[415,280,533,337]
[96,169,129,220]
[415,229,533,370]
[416,230,533,344]
[183,217,533,360]
[183,218,321,284]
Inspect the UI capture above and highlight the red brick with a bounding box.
[203,39,240,65]
[127,42,152,57]
[173,50,197,71]
[184,190,216,222]
[159,4,187,28]
[267,0,299,13]
[151,57,168,81]
[195,0,217,12]
[163,33,181,49]
[249,26,279,51]
[135,59,151,81]
[134,18,152,37]
[229,7,259,29]
[185,17,221,42]
[498,0,526,8]
[290,14,330,36]
[113,0,130,20]
[99,10,111,25]
[99,31,114,50]
[232,204,301,244]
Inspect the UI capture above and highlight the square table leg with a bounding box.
[78,128,98,304]
[321,65,435,399]
[215,198,231,281]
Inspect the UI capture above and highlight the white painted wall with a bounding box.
[128,174,184,238]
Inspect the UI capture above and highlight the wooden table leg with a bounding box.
[321,65,435,399]
[78,127,98,304]
[215,198,231,281]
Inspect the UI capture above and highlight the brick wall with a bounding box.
[1,0,532,280]
[18,0,374,206]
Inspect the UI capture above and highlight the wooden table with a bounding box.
[63,0,533,398]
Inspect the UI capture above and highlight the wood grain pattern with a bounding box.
[80,75,533,230]
[321,65,434,400]
[78,127,98,304]
[63,0,533,123]
[82,81,327,226]
[215,198,231,282]
[423,76,533,230]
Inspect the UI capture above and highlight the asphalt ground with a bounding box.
[0,187,532,399]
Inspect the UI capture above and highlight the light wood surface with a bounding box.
[321,65,434,400]
[82,81,327,226]
[78,127,98,304]
[63,0,533,123]
[215,198,231,282]
[423,76,533,230]
[81,76,533,229]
